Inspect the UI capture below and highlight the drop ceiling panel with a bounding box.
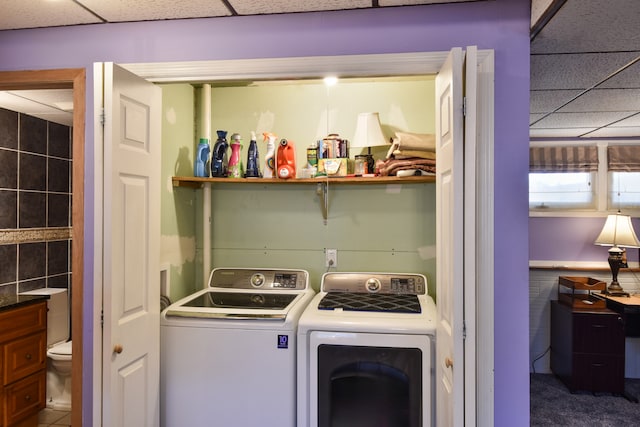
[530,0,640,54]
[379,0,473,5]
[586,127,640,138]
[530,90,583,113]
[0,0,101,30]
[530,112,631,129]
[597,59,640,89]
[80,0,231,22]
[531,52,639,90]
[611,113,640,127]
[558,89,640,113]
[228,0,370,15]
[529,113,546,125]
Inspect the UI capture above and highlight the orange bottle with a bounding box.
[276,139,296,179]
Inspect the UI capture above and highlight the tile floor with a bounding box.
[38,408,71,427]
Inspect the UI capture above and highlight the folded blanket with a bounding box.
[378,157,436,176]
[393,150,436,160]
[396,131,436,152]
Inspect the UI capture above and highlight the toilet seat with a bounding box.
[48,341,72,359]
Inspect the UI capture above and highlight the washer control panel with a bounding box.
[208,268,309,290]
[321,272,426,295]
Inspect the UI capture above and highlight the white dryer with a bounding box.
[160,268,314,427]
[297,272,436,427]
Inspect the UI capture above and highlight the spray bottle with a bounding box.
[263,132,277,178]
[245,131,261,178]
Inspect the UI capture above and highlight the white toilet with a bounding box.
[20,288,72,411]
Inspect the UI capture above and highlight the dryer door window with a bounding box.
[317,344,422,427]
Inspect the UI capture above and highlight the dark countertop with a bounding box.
[0,294,49,313]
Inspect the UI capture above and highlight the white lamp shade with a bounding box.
[351,112,388,148]
[594,214,640,248]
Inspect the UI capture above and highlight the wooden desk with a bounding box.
[601,294,640,402]
[602,294,640,337]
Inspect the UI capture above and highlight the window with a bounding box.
[607,145,640,210]
[529,172,595,209]
[529,143,640,213]
[529,146,598,210]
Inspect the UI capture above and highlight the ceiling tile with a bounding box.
[228,0,369,15]
[558,89,640,113]
[80,0,231,22]
[530,111,631,129]
[531,0,640,54]
[529,128,598,138]
[0,0,101,30]
[584,127,640,138]
[530,113,546,125]
[531,52,639,90]
[597,58,640,89]
[380,0,473,5]
[530,90,583,113]
[611,113,640,127]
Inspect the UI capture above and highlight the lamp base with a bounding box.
[604,248,630,297]
[603,288,630,297]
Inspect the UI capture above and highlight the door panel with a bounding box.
[101,62,161,427]
[436,48,464,427]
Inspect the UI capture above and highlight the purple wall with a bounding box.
[0,1,531,425]
[530,217,640,263]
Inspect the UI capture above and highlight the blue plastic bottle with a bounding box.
[194,138,210,177]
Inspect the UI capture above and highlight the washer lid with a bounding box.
[49,341,72,355]
[182,291,298,310]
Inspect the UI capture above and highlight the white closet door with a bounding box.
[99,62,161,427]
[435,47,465,427]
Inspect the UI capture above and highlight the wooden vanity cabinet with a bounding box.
[0,301,47,427]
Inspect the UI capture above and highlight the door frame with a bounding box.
[120,50,494,425]
[0,68,85,427]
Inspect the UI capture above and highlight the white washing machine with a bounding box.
[160,268,314,427]
[297,272,436,427]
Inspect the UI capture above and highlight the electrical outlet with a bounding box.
[326,249,337,268]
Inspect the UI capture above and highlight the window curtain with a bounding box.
[529,146,599,172]
[607,145,640,172]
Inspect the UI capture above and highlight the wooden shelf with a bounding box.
[172,175,435,189]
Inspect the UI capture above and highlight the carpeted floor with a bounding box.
[530,374,640,426]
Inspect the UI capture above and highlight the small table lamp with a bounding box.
[351,112,389,174]
[594,212,640,296]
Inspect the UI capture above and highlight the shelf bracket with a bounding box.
[316,182,328,223]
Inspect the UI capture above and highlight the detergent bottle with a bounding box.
[228,133,243,178]
[276,139,296,179]
[194,138,210,177]
[263,132,277,178]
[245,131,261,178]
[211,130,229,177]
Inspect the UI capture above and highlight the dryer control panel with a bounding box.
[321,272,426,295]
[208,268,309,290]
